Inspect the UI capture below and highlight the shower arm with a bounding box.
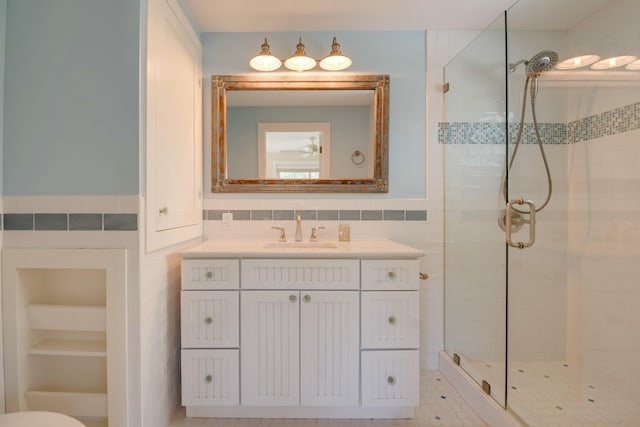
[508,59,528,72]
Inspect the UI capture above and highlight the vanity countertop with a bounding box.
[179,239,424,259]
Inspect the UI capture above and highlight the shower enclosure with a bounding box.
[443,0,640,425]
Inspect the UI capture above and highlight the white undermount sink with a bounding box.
[263,241,338,249]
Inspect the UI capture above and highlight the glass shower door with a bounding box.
[443,12,509,407]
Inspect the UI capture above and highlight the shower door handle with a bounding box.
[505,198,536,249]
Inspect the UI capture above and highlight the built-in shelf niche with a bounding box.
[2,248,127,427]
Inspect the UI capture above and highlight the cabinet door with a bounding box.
[241,291,299,406]
[181,349,239,406]
[181,291,239,348]
[361,291,419,349]
[300,291,359,407]
[146,0,202,251]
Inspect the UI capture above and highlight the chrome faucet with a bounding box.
[295,215,303,242]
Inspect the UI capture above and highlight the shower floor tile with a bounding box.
[170,370,488,427]
[471,361,640,427]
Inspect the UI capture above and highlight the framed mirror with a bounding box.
[211,74,389,192]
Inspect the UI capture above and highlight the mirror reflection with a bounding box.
[226,90,373,180]
[211,74,389,193]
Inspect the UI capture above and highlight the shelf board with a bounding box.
[29,339,106,357]
[27,304,106,332]
[25,390,107,418]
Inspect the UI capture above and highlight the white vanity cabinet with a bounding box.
[180,260,240,407]
[360,260,420,408]
[178,240,424,419]
[241,290,359,407]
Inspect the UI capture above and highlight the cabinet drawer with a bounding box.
[241,259,359,290]
[181,259,239,290]
[361,350,419,407]
[361,260,419,290]
[361,291,419,349]
[181,291,239,348]
[181,349,239,406]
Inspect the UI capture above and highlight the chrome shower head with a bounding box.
[508,50,559,75]
[525,50,559,76]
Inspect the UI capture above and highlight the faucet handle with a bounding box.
[309,226,325,242]
[271,226,286,242]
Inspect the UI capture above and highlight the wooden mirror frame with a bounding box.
[211,74,389,193]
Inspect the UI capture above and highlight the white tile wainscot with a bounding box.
[178,239,424,419]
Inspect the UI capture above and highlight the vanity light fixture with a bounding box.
[319,37,352,71]
[625,58,640,70]
[249,37,352,72]
[249,38,282,72]
[284,37,317,71]
[590,55,637,70]
[556,54,601,70]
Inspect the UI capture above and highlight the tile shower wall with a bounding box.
[441,99,640,365]
[564,0,640,398]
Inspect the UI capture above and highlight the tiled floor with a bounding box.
[170,370,487,427]
[473,361,640,427]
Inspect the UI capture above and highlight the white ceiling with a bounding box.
[183,0,615,33]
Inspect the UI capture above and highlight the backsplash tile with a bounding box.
[251,210,273,221]
[361,210,383,221]
[273,210,295,221]
[295,210,317,221]
[203,209,428,223]
[339,210,361,221]
[317,210,339,221]
[406,210,428,221]
[35,213,68,231]
[230,210,250,221]
[384,210,405,221]
[207,210,223,221]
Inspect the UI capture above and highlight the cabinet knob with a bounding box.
[204,317,213,325]
[289,294,298,303]
[388,316,397,325]
[387,271,396,280]
[303,294,311,303]
[387,376,396,385]
[159,206,169,215]
[205,271,213,279]
[205,374,213,384]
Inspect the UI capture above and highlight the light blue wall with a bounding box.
[3,0,140,195]
[203,31,426,198]
[0,0,6,195]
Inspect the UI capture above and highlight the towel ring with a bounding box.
[351,150,365,165]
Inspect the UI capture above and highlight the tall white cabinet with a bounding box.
[2,248,127,427]
[145,0,203,252]
[179,240,424,419]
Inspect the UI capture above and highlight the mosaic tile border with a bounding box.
[2,213,137,231]
[439,101,640,145]
[204,209,428,222]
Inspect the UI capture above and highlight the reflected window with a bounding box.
[258,123,330,179]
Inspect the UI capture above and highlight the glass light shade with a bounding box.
[250,54,282,71]
[249,38,282,71]
[591,55,637,70]
[319,37,352,71]
[555,54,601,70]
[625,59,640,70]
[284,37,317,71]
